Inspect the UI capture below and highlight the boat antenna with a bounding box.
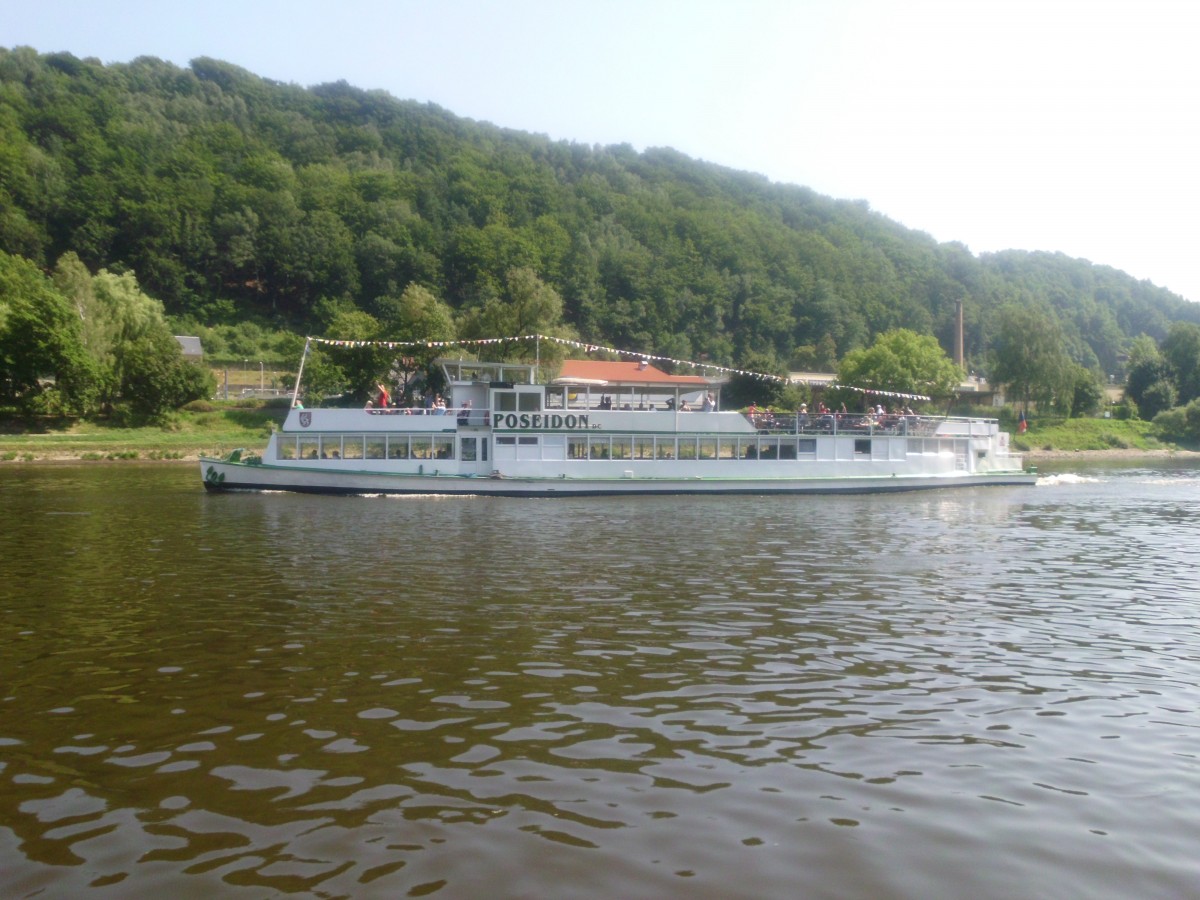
[291,337,312,407]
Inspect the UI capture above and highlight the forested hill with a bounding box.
[2,47,1197,376]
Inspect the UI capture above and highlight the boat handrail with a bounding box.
[748,413,996,437]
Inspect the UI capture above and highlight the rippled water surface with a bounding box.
[2,461,1199,898]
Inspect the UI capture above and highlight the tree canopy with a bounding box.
[0,248,211,420]
[836,329,963,405]
[3,47,1200,418]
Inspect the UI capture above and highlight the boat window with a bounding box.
[366,437,386,459]
[542,434,566,461]
[779,440,797,460]
[545,386,566,409]
[759,438,778,460]
[494,392,516,412]
[299,436,319,459]
[742,439,759,459]
[855,439,872,456]
[411,436,433,459]
[634,436,655,459]
[655,438,676,460]
[276,437,297,460]
[320,436,340,459]
[678,437,697,460]
[433,436,454,459]
[610,436,632,460]
[589,437,610,460]
[516,435,539,461]
[342,436,364,459]
[518,392,541,412]
[698,438,717,460]
[462,437,477,461]
[388,436,409,459]
[568,436,588,459]
[718,437,738,460]
[797,438,816,455]
[496,436,516,445]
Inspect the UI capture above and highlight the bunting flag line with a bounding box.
[307,333,930,399]
[828,383,931,402]
[308,333,791,382]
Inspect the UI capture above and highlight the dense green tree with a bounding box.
[1068,364,1105,418]
[1140,379,1178,420]
[720,351,789,409]
[1152,398,1200,445]
[119,329,215,422]
[50,258,210,419]
[836,329,963,404]
[989,304,1074,411]
[1125,356,1174,418]
[305,309,391,404]
[374,283,457,402]
[458,267,571,363]
[0,250,97,413]
[1160,322,1200,404]
[1125,334,1162,371]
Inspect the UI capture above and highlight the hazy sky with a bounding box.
[5,0,1199,302]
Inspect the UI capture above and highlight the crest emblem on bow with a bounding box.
[299,411,312,427]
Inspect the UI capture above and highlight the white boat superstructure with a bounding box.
[201,356,1035,496]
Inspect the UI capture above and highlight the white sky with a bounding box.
[5,0,1199,302]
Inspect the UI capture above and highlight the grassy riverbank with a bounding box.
[0,403,285,462]
[1011,417,1166,454]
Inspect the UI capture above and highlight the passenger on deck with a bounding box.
[599,395,612,410]
[702,392,715,412]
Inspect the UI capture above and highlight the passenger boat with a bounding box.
[200,338,1036,496]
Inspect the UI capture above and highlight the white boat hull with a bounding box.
[201,457,1036,496]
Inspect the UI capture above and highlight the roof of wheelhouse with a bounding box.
[554,359,715,388]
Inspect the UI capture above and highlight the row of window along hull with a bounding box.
[275,433,964,462]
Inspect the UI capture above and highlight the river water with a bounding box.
[1,461,1198,899]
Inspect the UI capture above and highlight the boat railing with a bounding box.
[746,413,988,437]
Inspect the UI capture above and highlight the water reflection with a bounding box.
[1,463,1199,897]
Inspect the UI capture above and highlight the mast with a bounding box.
[290,337,312,407]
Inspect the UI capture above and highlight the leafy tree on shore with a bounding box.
[836,329,963,406]
[0,250,97,414]
[989,304,1073,413]
[374,283,457,403]
[1161,322,1200,405]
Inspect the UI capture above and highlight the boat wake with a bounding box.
[1036,472,1103,486]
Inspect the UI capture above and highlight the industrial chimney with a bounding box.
[954,299,965,369]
